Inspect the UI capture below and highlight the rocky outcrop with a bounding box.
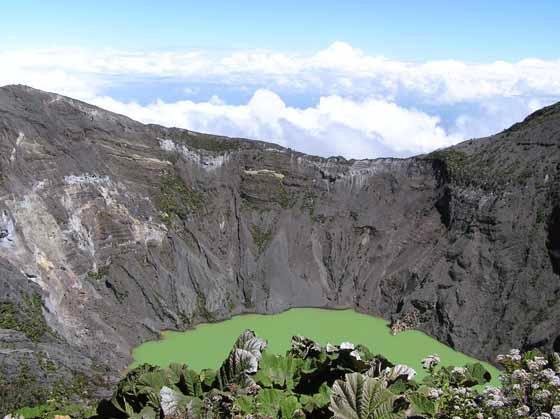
[0,85,559,410]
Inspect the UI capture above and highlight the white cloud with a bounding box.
[2,43,560,103]
[1,42,559,158]
[91,89,461,159]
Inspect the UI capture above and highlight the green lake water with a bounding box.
[132,308,500,385]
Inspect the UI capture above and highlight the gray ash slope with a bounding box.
[0,85,559,406]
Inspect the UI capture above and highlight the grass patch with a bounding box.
[15,397,96,419]
[157,173,204,223]
[0,293,49,342]
[276,183,296,209]
[1,361,46,414]
[251,224,273,254]
[166,130,241,153]
[86,264,110,281]
[428,149,469,180]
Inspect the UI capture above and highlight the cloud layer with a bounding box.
[93,90,463,158]
[1,42,559,158]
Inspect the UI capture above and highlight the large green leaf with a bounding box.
[408,391,438,417]
[255,353,304,391]
[136,369,170,407]
[255,388,303,418]
[353,345,375,362]
[128,405,158,419]
[110,396,135,417]
[184,397,204,419]
[290,335,323,359]
[168,362,204,396]
[233,329,268,358]
[168,362,188,383]
[329,373,404,419]
[200,368,217,391]
[300,382,331,413]
[110,364,171,415]
[233,394,255,415]
[280,394,304,418]
[464,363,491,386]
[218,348,259,388]
[184,368,204,397]
[217,330,268,389]
[256,388,284,417]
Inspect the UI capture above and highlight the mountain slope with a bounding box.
[0,85,559,409]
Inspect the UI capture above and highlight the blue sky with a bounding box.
[3,0,559,61]
[1,1,560,158]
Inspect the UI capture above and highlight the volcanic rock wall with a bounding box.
[0,85,559,409]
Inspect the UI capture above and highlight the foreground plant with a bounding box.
[91,332,494,418]
[330,373,403,419]
[481,350,560,418]
[11,332,560,418]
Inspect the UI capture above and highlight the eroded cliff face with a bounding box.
[0,85,559,408]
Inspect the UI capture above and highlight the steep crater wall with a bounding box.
[0,85,559,410]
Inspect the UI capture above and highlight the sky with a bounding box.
[1,1,560,158]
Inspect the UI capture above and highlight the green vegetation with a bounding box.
[277,183,294,209]
[250,224,273,254]
[427,149,469,181]
[1,362,45,415]
[87,264,110,281]
[0,293,49,342]
[426,145,543,190]
[240,196,272,213]
[2,362,103,417]
[239,166,296,211]
[11,324,560,417]
[15,402,96,419]
[536,208,546,224]
[0,302,19,330]
[240,181,294,211]
[36,352,58,373]
[167,131,241,153]
[157,173,204,223]
[93,332,560,418]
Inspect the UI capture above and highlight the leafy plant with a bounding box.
[329,373,404,419]
[14,331,560,419]
[217,330,267,389]
[299,382,332,416]
[255,353,304,391]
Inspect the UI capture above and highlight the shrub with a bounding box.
[11,333,560,418]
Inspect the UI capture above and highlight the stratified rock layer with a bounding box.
[0,85,559,409]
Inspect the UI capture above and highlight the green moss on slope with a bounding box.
[157,173,204,223]
[0,293,49,342]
